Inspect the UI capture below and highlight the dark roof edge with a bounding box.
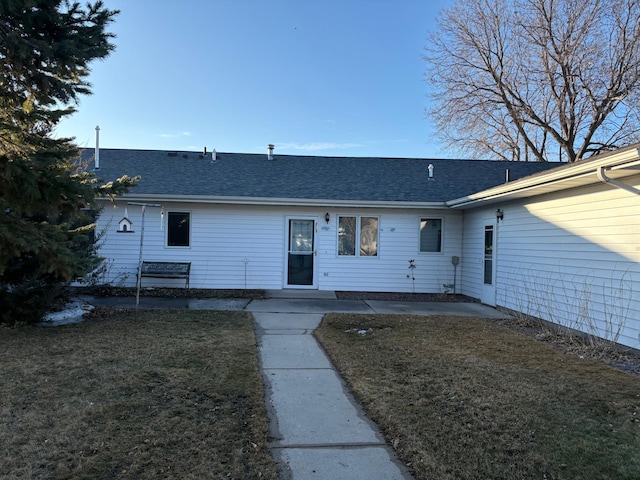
[80,146,535,163]
[447,147,640,209]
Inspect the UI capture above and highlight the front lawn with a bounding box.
[0,310,278,479]
[315,314,640,480]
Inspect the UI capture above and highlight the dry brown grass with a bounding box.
[315,314,640,480]
[72,286,266,299]
[0,310,278,479]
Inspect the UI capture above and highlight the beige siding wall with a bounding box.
[462,175,640,350]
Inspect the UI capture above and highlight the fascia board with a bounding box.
[97,194,447,210]
[447,148,640,209]
[608,158,640,172]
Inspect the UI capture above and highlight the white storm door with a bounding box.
[286,218,317,288]
[481,223,497,306]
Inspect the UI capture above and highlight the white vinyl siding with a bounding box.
[459,212,486,300]
[461,176,640,350]
[322,209,462,293]
[97,204,463,294]
[97,204,285,290]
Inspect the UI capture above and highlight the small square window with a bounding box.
[168,212,190,247]
[419,218,442,252]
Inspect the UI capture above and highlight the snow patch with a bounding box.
[40,301,95,327]
[345,328,373,336]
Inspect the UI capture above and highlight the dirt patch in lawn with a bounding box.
[315,314,640,480]
[0,310,278,479]
[492,316,640,377]
[71,286,267,299]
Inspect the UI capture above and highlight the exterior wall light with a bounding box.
[496,208,504,221]
[325,212,331,224]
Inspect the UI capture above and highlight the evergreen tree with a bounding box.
[0,0,137,324]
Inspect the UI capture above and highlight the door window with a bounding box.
[287,219,314,286]
[484,225,494,284]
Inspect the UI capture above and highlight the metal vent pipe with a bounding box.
[94,125,100,169]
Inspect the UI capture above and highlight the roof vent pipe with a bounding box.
[267,144,274,161]
[94,125,100,169]
[505,168,510,183]
[203,146,207,155]
[212,149,217,161]
[427,163,434,180]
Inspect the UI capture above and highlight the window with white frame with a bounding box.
[419,218,442,252]
[338,216,378,256]
[167,211,190,247]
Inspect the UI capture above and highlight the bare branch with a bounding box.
[425,0,640,161]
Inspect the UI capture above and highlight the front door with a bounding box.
[481,222,497,306]
[286,218,317,288]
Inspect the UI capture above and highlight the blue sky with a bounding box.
[55,0,456,159]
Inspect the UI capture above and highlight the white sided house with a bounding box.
[450,146,640,351]
[88,145,640,350]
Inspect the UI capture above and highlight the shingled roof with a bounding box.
[83,149,562,204]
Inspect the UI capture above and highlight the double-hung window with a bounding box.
[167,211,190,247]
[338,216,378,257]
[419,218,442,253]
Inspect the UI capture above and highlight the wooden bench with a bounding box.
[139,261,191,289]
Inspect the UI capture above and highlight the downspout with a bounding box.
[596,166,640,196]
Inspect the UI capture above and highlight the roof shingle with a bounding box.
[83,149,562,203]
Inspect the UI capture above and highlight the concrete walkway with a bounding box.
[78,292,508,479]
[249,296,505,479]
[81,295,507,319]
[254,310,413,480]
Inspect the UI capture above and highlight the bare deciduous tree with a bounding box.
[425,0,640,162]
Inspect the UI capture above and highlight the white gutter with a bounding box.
[596,165,640,196]
[447,147,640,208]
[98,194,448,210]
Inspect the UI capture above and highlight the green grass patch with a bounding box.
[315,314,640,480]
[0,310,278,479]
